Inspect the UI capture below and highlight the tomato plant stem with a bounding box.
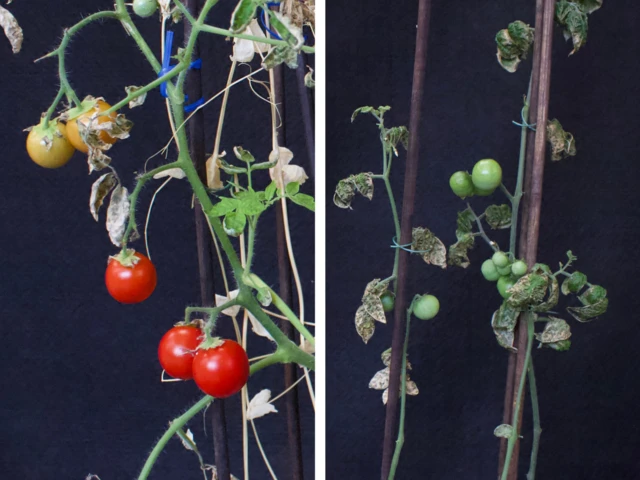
[383,174,402,291]
[381,1,432,477]
[467,204,498,252]
[199,24,315,53]
[526,357,541,480]
[387,309,412,480]
[500,314,535,480]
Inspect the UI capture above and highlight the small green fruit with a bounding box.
[413,294,440,320]
[133,0,158,17]
[511,260,528,277]
[492,251,510,268]
[380,291,395,313]
[471,158,503,191]
[481,259,500,281]
[449,171,475,199]
[497,276,517,299]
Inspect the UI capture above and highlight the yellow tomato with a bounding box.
[26,121,76,169]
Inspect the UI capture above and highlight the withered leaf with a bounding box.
[89,173,117,221]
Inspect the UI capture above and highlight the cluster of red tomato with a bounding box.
[105,250,249,398]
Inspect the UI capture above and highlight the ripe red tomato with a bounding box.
[192,340,250,398]
[158,325,202,380]
[105,251,157,304]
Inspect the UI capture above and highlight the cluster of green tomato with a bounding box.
[380,291,441,320]
[449,159,503,198]
[482,251,528,299]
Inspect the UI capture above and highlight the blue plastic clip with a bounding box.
[158,30,204,112]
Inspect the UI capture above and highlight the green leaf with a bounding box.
[262,45,299,70]
[290,193,315,212]
[411,227,447,269]
[556,1,589,55]
[494,424,514,439]
[484,204,512,230]
[223,211,247,237]
[233,146,255,163]
[448,234,475,269]
[547,119,577,161]
[351,106,375,122]
[496,20,535,73]
[230,0,262,33]
[561,271,588,295]
[209,197,239,217]
[491,302,520,351]
[285,181,300,196]
[265,181,277,201]
[534,273,560,313]
[251,160,278,170]
[536,317,572,344]
[236,190,266,216]
[577,0,603,14]
[507,273,549,310]
[580,284,607,305]
[219,160,247,175]
[544,339,572,351]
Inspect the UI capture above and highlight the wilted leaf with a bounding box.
[153,167,186,180]
[362,279,389,324]
[369,367,389,390]
[106,185,131,247]
[561,271,588,295]
[491,302,520,351]
[567,285,608,322]
[534,273,559,313]
[484,204,512,230]
[448,234,475,268]
[268,11,304,49]
[87,148,112,173]
[384,126,409,156]
[178,429,196,451]
[547,119,577,161]
[269,147,308,190]
[412,227,447,269]
[536,317,572,345]
[262,44,299,69]
[556,1,589,55]
[246,390,278,420]
[580,284,607,305]
[247,310,273,340]
[355,305,376,344]
[381,348,392,367]
[543,339,572,351]
[456,209,475,238]
[216,290,242,317]
[577,0,603,14]
[234,146,255,163]
[494,424,514,439]
[405,380,419,396]
[496,20,535,72]
[89,173,117,221]
[304,67,315,88]
[0,6,22,54]
[333,173,374,209]
[124,86,147,109]
[506,273,549,310]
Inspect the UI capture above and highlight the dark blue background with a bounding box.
[327,1,640,479]
[0,1,314,479]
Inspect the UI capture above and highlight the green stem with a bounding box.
[245,218,257,275]
[384,175,402,291]
[42,87,66,127]
[387,308,412,480]
[509,81,532,257]
[121,161,182,247]
[526,355,541,480]
[500,314,535,480]
[115,0,161,72]
[467,203,498,252]
[199,24,315,53]
[137,352,283,480]
[245,273,315,348]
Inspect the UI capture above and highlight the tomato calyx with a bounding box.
[63,96,103,122]
[197,336,226,351]
[174,319,206,330]
[26,118,65,149]
[109,248,141,267]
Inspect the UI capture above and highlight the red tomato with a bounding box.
[158,326,202,380]
[105,251,157,304]
[192,340,250,398]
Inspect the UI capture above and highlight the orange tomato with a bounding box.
[66,99,117,153]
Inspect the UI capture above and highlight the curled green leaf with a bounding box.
[223,211,247,237]
[507,273,549,310]
[384,126,409,156]
[496,20,535,73]
[536,317,572,345]
[333,173,374,209]
[556,1,589,55]
[561,271,588,295]
[448,234,475,269]
[547,119,577,161]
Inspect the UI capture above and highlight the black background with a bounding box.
[0,1,314,479]
[327,1,640,479]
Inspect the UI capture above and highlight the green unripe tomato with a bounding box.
[492,251,510,268]
[449,171,475,199]
[481,259,500,281]
[497,276,517,299]
[133,0,158,17]
[511,260,528,277]
[472,159,503,191]
[380,291,395,313]
[473,184,496,196]
[497,264,513,276]
[413,294,440,320]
